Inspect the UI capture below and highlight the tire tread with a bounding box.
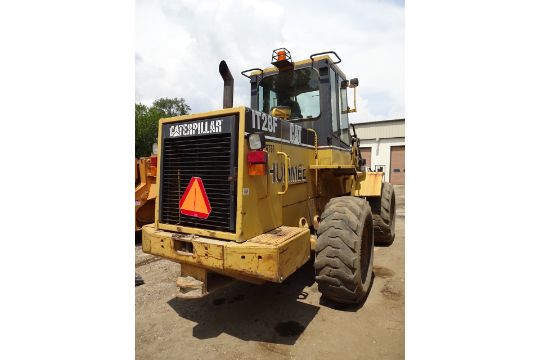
[315,196,374,304]
[368,182,396,246]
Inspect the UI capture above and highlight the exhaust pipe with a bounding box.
[219,60,234,109]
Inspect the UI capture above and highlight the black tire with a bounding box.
[368,182,396,246]
[135,230,142,244]
[314,196,374,304]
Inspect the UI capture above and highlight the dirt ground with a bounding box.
[136,185,404,360]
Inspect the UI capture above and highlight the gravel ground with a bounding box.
[136,185,405,360]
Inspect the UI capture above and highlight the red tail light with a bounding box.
[150,155,158,176]
[247,150,267,164]
[247,150,267,176]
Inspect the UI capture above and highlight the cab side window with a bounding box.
[330,69,339,136]
[338,78,350,145]
[332,72,350,146]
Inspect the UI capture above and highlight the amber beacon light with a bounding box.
[271,48,292,69]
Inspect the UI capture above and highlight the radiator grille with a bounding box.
[159,132,237,232]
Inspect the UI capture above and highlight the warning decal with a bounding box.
[178,177,212,219]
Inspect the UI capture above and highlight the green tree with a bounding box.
[152,97,191,117]
[135,97,191,158]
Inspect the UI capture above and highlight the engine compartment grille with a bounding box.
[159,131,237,232]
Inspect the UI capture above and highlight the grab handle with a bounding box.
[277,151,289,195]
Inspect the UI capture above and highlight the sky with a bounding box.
[135,0,404,123]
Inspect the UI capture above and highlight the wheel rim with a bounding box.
[360,220,373,283]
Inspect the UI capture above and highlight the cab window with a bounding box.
[338,78,350,145]
[331,70,351,146]
[330,69,338,134]
[258,68,320,120]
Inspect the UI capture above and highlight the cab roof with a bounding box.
[250,54,347,80]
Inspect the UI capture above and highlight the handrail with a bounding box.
[309,51,341,64]
[306,128,318,159]
[307,128,318,194]
[240,68,264,79]
[277,151,289,195]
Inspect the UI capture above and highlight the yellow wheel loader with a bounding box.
[135,155,157,240]
[142,49,396,304]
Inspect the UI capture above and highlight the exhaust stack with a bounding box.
[219,60,234,109]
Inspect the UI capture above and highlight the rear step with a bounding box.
[176,264,236,298]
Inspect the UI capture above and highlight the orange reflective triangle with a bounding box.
[179,177,212,219]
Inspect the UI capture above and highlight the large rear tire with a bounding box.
[314,196,374,304]
[368,182,396,246]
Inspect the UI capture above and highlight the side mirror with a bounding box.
[347,78,359,113]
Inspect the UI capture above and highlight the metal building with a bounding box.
[352,119,405,185]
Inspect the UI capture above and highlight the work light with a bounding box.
[248,133,265,150]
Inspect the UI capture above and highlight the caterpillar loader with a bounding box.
[142,49,396,304]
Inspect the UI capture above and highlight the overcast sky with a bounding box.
[136,0,404,123]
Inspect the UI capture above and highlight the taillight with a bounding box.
[247,150,267,163]
[150,155,157,177]
[248,163,266,176]
[247,150,267,176]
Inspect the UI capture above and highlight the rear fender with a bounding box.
[354,172,383,197]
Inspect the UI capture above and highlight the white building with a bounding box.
[352,119,405,185]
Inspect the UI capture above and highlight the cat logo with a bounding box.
[290,123,302,144]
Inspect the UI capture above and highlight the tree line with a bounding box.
[135,97,190,158]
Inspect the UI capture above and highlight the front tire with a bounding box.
[314,196,374,304]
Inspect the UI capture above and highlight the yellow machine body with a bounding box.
[142,53,384,297]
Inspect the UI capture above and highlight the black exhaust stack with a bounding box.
[219,60,234,109]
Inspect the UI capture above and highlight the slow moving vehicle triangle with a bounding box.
[179,177,212,219]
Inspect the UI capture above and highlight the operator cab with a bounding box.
[244,49,358,149]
